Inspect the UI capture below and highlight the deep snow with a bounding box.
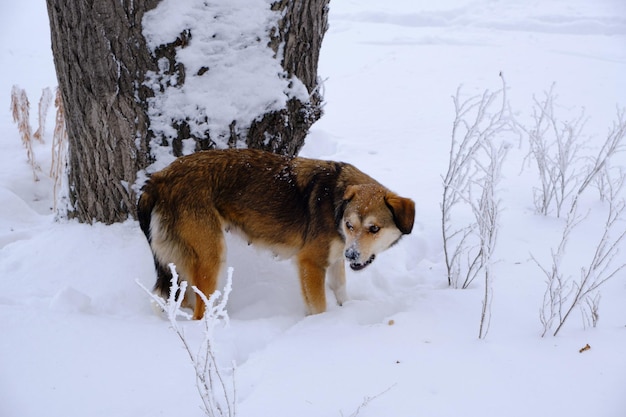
[1,1,626,417]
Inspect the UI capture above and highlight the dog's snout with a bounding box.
[345,247,360,261]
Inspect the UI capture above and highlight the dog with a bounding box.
[138,149,415,319]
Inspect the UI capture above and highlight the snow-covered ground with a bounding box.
[1,1,625,416]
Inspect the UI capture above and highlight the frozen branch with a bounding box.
[533,207,584,337]
[138,265,236,417]
[472,139,509,339]
[521,85,585,217]
[440,74,514,339]
[534,172,626,336]
[523,89,626,218]
[552,191,626,336]
[441,75,514,290]
[569,108,626,214]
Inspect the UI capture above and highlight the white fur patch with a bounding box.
[150,211,182,270]
[341,213,402,266]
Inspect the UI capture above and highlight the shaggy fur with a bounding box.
[138,149,415,319]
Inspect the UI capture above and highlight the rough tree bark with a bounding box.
[254,0,329,155]
[46,0,330,224]
[47,0,159,223]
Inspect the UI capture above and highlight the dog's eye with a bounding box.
[369,225,380,234]
[346,221,354,231]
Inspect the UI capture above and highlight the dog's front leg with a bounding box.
[297,254,328,315]
[328,259,347,307]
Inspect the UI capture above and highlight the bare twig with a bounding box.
[441,86,489,287]
[137,265,236,417]
[569,108,626,215]
[521,85,586,217]
[441,75,513,289]
[535,171,626,336]
[523,90,625,218]
[440,75,513,338]
[581,292,601,329]
[340,384,396,417]
[552,192,626,336]
[534,208,585,337]
[473,139,509,338]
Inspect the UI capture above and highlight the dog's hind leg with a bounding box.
[178,214,226,320]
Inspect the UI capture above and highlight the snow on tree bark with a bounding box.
[143,0,328,161]
[46,0,329,224]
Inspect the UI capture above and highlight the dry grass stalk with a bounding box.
[51,88,68,212]
[10,85,40,181]
[33,87,53,143]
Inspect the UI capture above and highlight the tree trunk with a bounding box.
[46,0,159,223]
[47,0,329,224]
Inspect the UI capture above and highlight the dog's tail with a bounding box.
[137,181,173,298]
[137,180,156,243]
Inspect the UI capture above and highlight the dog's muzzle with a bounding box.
[345,247,375,271]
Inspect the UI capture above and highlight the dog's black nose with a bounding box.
[345,247,360,261]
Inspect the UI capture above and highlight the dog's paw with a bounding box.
[332,286,348,307]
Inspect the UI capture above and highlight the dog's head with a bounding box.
[339,184,415,271]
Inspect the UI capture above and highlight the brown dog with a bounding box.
[138,149,414,319]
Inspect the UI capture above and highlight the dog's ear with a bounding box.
[385,193,415,234]
[343,185,358,202]
[336,185,357,228]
